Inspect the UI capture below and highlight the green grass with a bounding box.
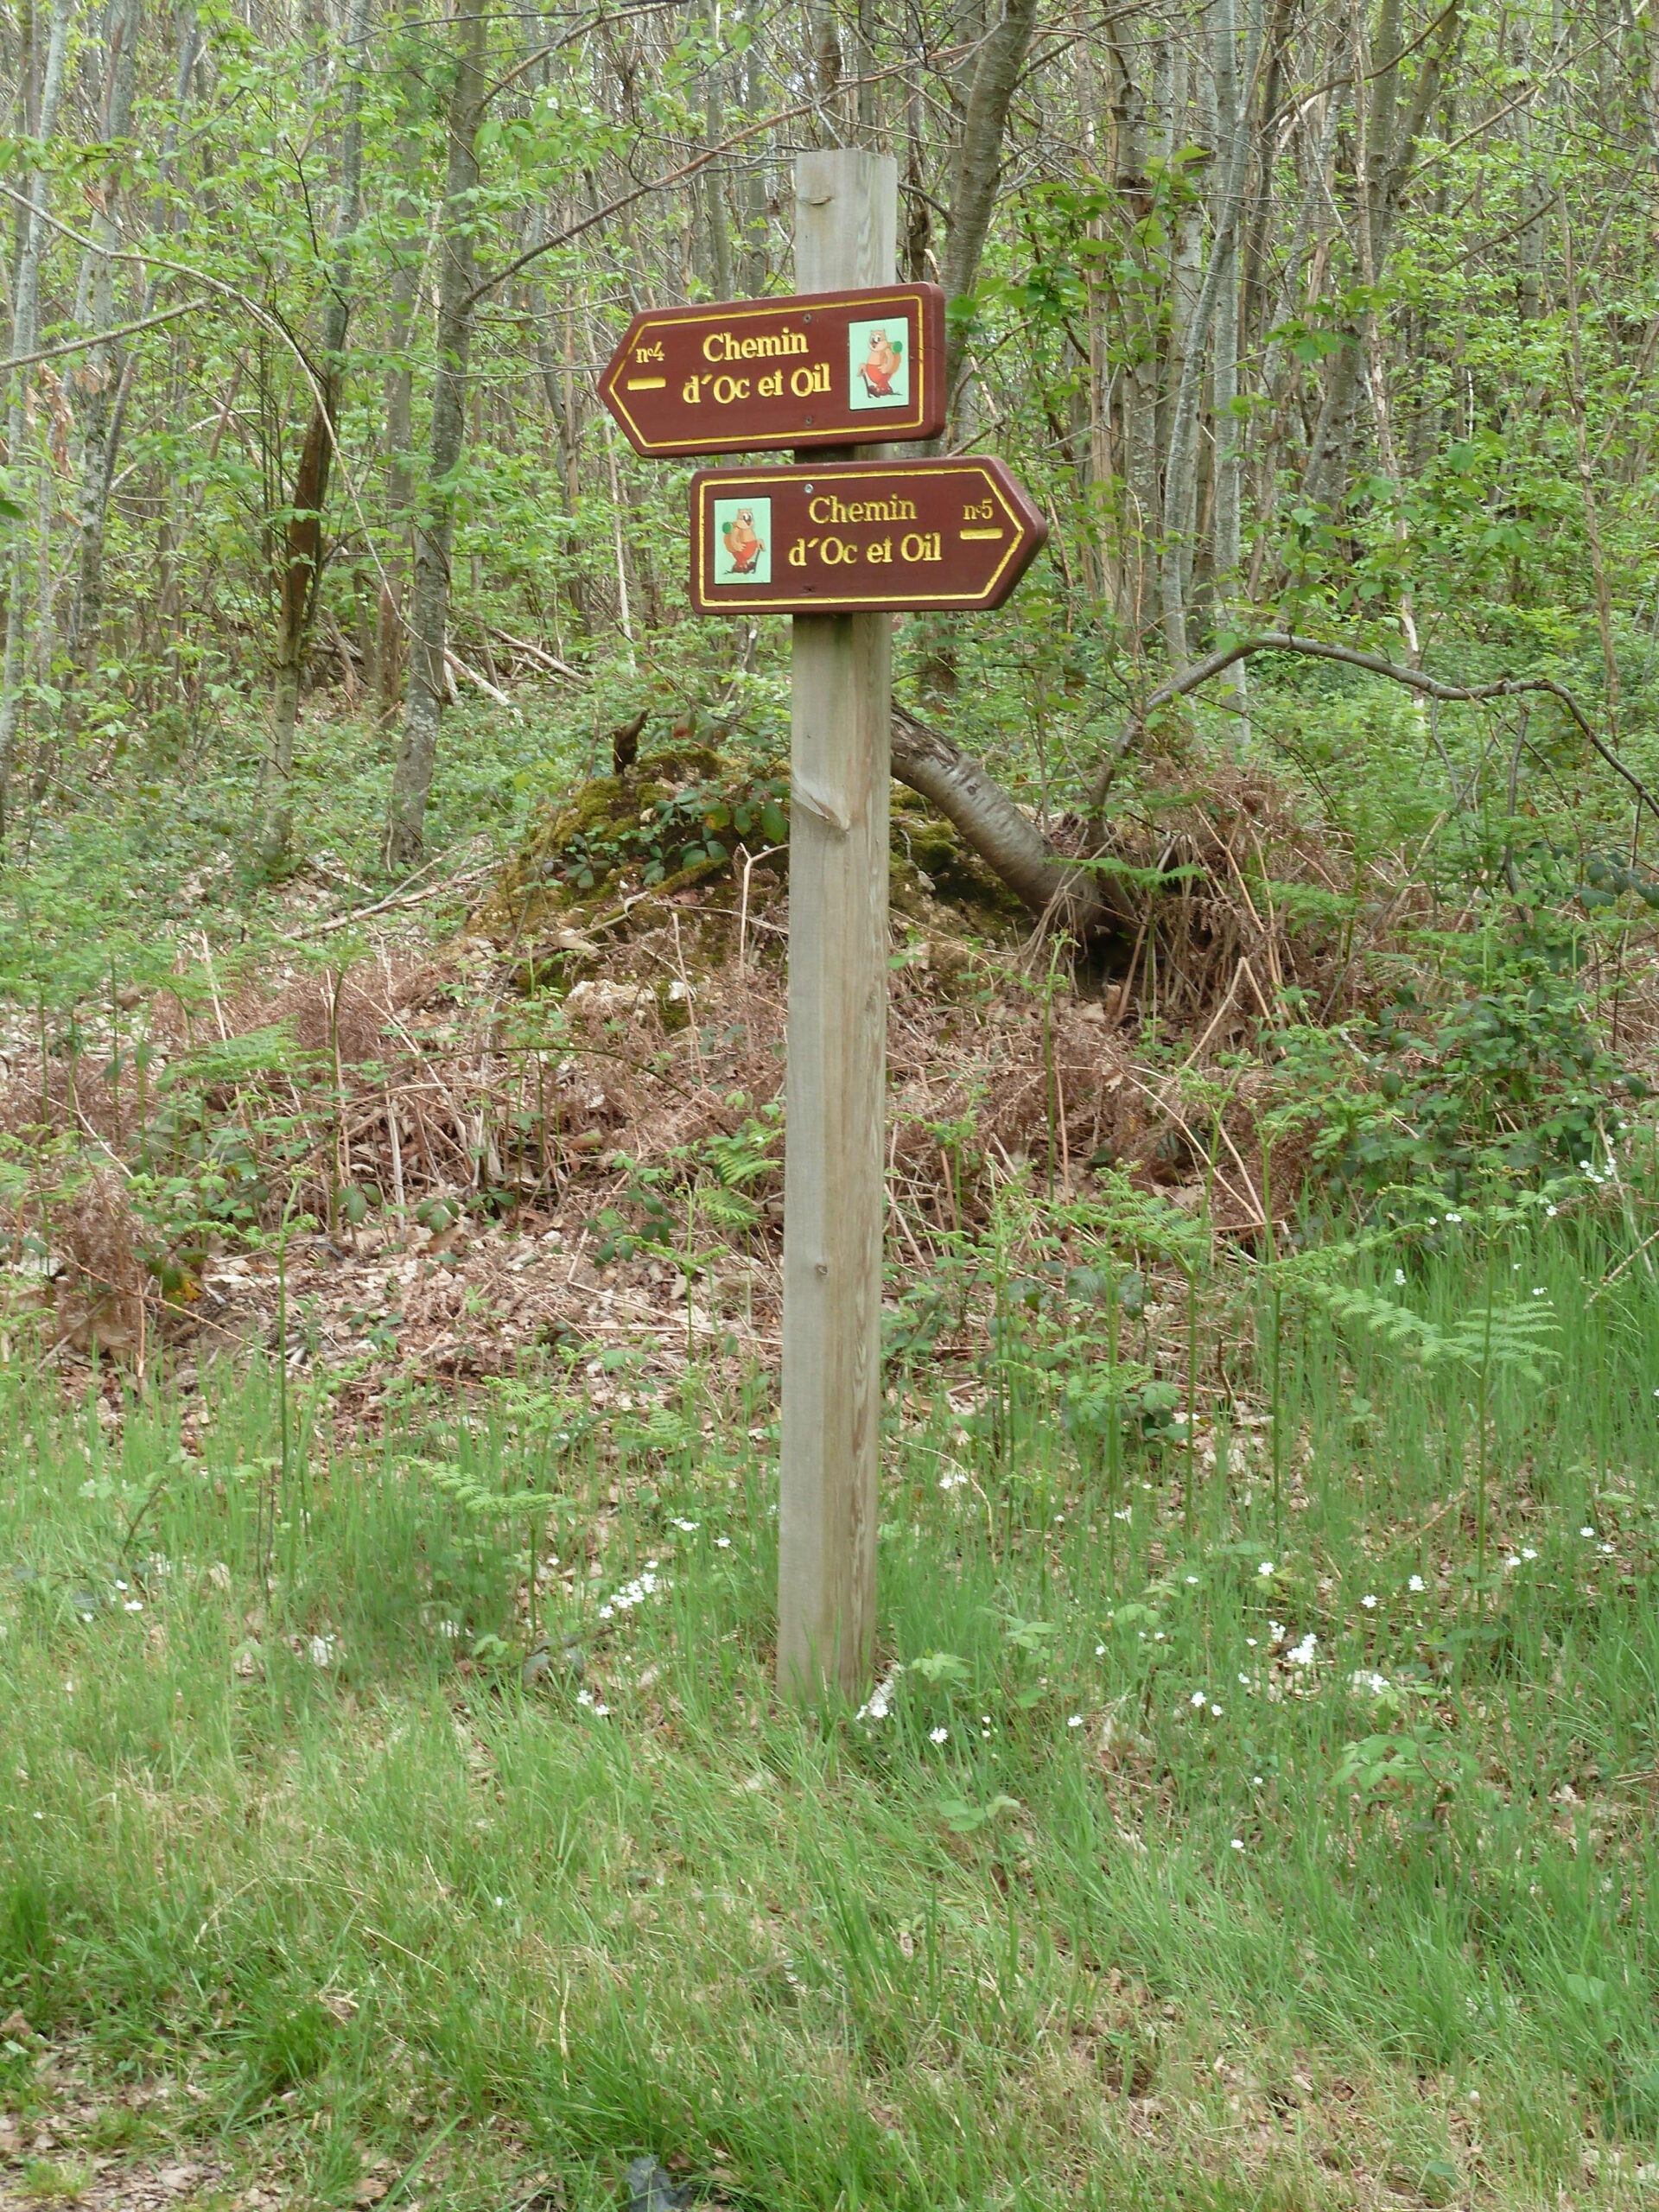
[3,1193,1658,2209]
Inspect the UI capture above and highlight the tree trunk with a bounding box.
[1159,0,1263,665]
[697,0,734,296]
[378,17,425,721]
[1302,0,1460,512]
[0,0,74,834]
[85,5,199,628]
[1210,0,1244,594]
[741,2,770,290]
[257,0,369,872]
[890,706,1131,937]
[385,0,488,872]
[62,0,141,706]
[1106,6,1160,643]
[939,0,1040,414]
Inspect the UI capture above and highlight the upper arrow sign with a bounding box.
[688,457,1048,615]
[599,285,947,456]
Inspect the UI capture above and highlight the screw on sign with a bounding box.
[598,285,946,455]
[689,458,1047,614]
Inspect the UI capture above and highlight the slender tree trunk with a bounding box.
[698,0,734,296]
[1211,0,1244,593]
[257,0,369,871]
[378,240,419,719]
[1160,0,1264,665]
[62,0,141,706]
[89,6,198,606]
[385,0,488,871]
[1302,0,1460,512]
[1107,7,1160,644]
[939,0,1040,415]
[0,0,74,833]
[525,200,586,628]
[741,4,770,290]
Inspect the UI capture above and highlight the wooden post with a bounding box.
[776,149,896,1702]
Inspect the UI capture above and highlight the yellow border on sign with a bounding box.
[693,463,1033,611]
[607,289,935,452]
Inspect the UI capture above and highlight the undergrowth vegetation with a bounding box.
[2,1165,1658,2209]
[0,622,1656,2207]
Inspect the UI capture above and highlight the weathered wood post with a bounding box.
[775,149,897,1702]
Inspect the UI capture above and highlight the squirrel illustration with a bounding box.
[859,327,903,398]
[721,505,765,575]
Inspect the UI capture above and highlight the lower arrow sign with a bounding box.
[688,456,1047,615]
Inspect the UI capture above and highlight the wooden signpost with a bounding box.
[596,149,1046,1704]
[599,283,947,454]
[687,457,1046,615]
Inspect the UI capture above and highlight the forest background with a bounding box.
[3,1,1659,2209]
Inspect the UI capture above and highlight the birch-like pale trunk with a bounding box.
[385,0,488,870]
[0,0,74,832]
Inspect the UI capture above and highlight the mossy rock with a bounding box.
[889,803,1028,938]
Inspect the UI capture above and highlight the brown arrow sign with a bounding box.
[687,458,1048,614]
[600,285,946,456]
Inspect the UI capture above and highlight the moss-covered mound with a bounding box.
[472,742,1027,963]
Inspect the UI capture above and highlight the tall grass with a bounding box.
[2,1192,1657,2209]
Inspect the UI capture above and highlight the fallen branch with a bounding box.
[284,855,497,940]
[484,623,584,684]
[446,647,520,717]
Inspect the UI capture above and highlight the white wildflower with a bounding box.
[1191,1688,1206,1707]
[928,1726,949,1745]
[1394,1269,1407,1287]
[1287,1632,1317,1669]
[1351,1670,1390,1695]
[1230,1839,1245,1852]
[1408,1574,1426,1592]
[1258,1560,1274,1577]
[1361,1593,1376,1609]
[1067,1714,1084,1729]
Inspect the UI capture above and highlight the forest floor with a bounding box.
[3,699,1659,2210]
